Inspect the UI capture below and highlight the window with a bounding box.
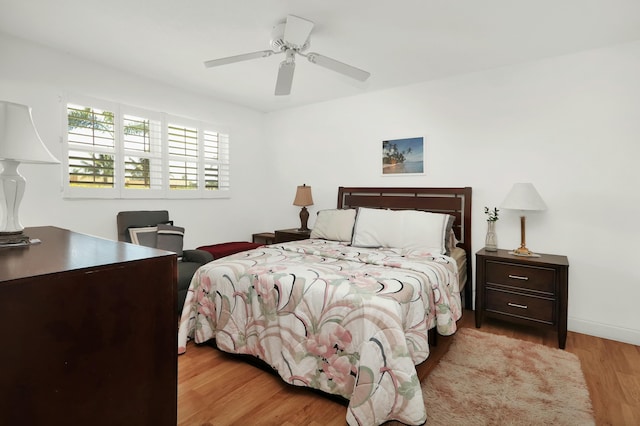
[67,104,115,189]
[63,96,230,199]
[122,112,162,191]
[167,123,198,190]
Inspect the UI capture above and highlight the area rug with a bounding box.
[421,328,595,425]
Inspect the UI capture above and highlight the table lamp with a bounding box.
[501,182,546,256]
[0,101,60,245]
[293,184,313,232]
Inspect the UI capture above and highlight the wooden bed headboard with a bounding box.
[337,186,473,308]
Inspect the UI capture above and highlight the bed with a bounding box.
[178,186,472,425]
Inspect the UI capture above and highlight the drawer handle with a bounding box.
[508,302,528,309]
[508,274,529,281]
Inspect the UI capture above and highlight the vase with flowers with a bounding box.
[484,207,499,251]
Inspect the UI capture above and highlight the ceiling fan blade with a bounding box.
[275,54,296,96]
[284,15,314,48]
[306,52,371,81]
[204,50,276,68]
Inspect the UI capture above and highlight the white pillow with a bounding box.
[351,208,453,254]
[350,208,391,248]
[310,209,356,242]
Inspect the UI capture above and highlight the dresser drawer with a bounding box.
[485,288,555,324]
[485,261,556,294]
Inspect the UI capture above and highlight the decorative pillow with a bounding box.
[128,226,158,248]
[310,209,357,242]
[351,208,454,255]
[442,215,455,255]
[156,224,184,256]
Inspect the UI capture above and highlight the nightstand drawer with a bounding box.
[486,261,556,294]
[274,228,311,243]
[485,288,555,324]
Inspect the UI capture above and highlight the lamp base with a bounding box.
[512,246,532,256]
[0,230,31,246]
[509,215,540,257]
[298,206,310,232]
[509,246,541,258]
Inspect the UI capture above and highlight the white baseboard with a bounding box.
[569,317,640,346]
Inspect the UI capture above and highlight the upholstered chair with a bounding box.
[116,210,213,315]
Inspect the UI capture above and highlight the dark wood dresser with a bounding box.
[475,248,569,349]
[0,226,178,425]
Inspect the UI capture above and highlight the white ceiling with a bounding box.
[2,0,640,112]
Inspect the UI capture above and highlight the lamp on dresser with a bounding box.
[501,182,546,257]
[0,101,60,245]
[293,183,313,232]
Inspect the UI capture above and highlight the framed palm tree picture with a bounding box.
[382,137,424,175]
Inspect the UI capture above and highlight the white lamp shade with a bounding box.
[0,101,59,164]
[501,183,547,211]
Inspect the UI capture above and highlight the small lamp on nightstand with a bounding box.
[501,183,546,257]
[293,184,313,232]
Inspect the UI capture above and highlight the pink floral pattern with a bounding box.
[178,239,462,425]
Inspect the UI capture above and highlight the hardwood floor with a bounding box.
[177,312,640,425]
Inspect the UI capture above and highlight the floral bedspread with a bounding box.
[177,239,462,425]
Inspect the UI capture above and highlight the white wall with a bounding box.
[263,41,640,345]
[0,32,269,248]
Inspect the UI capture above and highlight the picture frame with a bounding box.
[382,137,424,175]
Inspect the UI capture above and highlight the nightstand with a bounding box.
[274,228,311,243]
[252,232,275,245]
[475,248,569,349]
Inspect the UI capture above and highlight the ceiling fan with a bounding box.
[203,15,371,96]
